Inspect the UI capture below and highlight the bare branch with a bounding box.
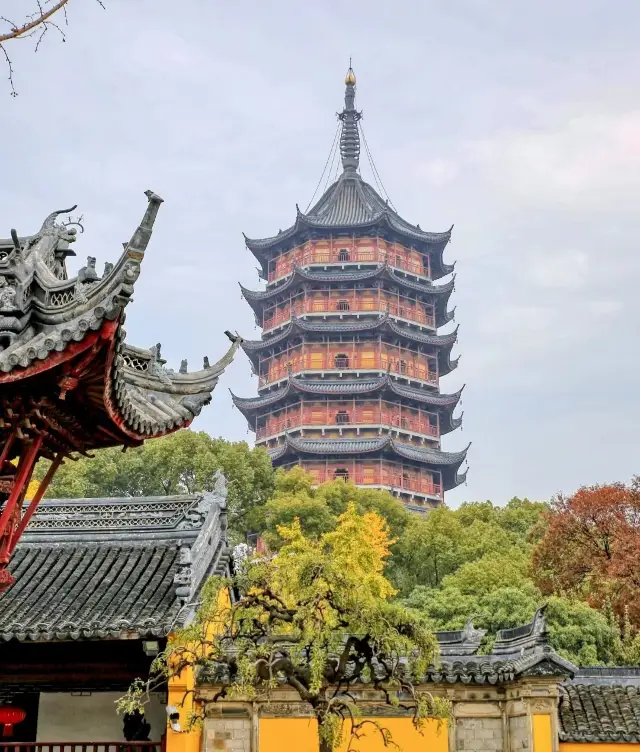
[0,0,106,95]
[0,0,70,43]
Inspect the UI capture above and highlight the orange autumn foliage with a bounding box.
[532,480,640,624]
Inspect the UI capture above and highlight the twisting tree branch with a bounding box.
[0,0,105,96]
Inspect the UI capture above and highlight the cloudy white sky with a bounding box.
[2,0,639,506]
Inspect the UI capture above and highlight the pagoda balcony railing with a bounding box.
[263,293,435,331]
[256,401,439,440]
[259,352,438,387]
[268,249,429,282]
[0,744,162,752]
[289,460,442,498]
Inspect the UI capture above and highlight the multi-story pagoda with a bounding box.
[0,190,240,590]
[233,69,468,511]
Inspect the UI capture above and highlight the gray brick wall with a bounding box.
[456,718,504,752]
[205,718,252,752]
[509,715,530,752]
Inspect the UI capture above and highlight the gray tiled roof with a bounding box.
[559,680,640,742]
[231,375,463,414]
[241,317,458,353]
[244,172,452,254]
[0,485,230,642]
[241,267,455,303]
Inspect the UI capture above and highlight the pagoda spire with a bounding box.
[338,65,362,174]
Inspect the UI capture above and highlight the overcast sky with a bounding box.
[2,0,639,506]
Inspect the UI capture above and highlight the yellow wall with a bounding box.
[533,715,553,752]
[259,717,448,752]
[561,746,639,752]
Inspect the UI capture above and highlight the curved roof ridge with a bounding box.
[243,174,453,253]
[240,266,455,305]
[240,316,458,353]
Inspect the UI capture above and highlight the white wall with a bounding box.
[37,692,166,742]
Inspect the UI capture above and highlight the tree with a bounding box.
[391,498,547,596]
[34,431,274,540]
[120,505,449,752]
[531,481,640,625]
[259,466,411,550]
[1,0,104,96]
[404,552,622,666]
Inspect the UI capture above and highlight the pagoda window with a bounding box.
[398,359,407,375]
[335,353,349,368]
[338,248,350,262]
[337,299,350,311]
[334,468,349,481]
[335,410,350,424]
[310,352,323,369]
[400,416,409,429]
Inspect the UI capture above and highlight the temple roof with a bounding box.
[231,375,464,435]
[268,435,469,490]
[0,474,230,642]
[560,676,640,743]
[0,191,240,453]
[243,72,454,281]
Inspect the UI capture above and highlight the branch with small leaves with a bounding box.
[118,505,451,752]
[0,0,105,96]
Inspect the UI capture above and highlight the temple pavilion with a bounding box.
[0,190,240,590]
[232,69,468,511]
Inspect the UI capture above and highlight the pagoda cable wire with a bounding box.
[359,121,385,199]
[360,122,397,212]
[305,123,341,212]
[324,124,342,193]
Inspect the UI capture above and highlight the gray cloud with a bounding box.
[3,0,639,506]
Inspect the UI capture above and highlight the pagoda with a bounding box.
[232,69,468,511]
[0,190,240,591]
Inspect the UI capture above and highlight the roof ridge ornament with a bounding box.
[338,66,362,174]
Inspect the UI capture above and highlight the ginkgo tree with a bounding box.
[119,504,449,752]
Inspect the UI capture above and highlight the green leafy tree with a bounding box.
[259,466,411,550]
[404,552,622,666]
[35,431,274,539]
[121,505,449,752]
[391,499,546,596]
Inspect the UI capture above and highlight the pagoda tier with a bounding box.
[0,190,240,590]
[240,266,456,333]
[234,68,467,510]
[231,375,464,439]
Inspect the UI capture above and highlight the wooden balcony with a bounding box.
[292,460,442,499]
[0,744,162,752]
[259,349,438,387]
[262,291,435,331]
[268,248,429,282]
[256,401,439,440]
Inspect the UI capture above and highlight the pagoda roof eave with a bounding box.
[268,435,470,491]
[245,213,452,256]
[243,173,452,258]
[231,376,465,418]
[240,265,455,304]
[240,316,458,360]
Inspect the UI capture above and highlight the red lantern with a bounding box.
[0,706,26,737]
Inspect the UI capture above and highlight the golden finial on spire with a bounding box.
[345,58,356,86]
